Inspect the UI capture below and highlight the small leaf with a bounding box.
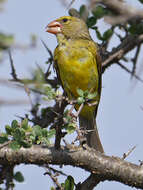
[5,125,12,135]
[65,176,74,190]
[47,129,56,139]
[79,4,89,21]
[77,97,84,104]
[61,183,65,187]
[67,123,76,134]
[79,5,86,16]
[11,120,18,129]
[33,125,42,136]
[21,119,28,130]
[92,6,107,19]
[87,92,97,99]
[0,136,8,144]
[77,88,84,97]
[42,129,48,137]
[138,0,143,3]
[44,84,56,100]
[14,171,24,182]
[83,90,89,97]
[94,27,103,41]
[20,140,32,148]
[9,141,21,150]
[128,23,143,35]
[13,128,25,141]
[41,137,50,145]
[102,29,113,41]
[29,134,36,142]
[86,16,97,28]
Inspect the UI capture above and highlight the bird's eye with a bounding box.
[62,18,68,22]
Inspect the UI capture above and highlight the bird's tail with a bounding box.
[79,115,104,153]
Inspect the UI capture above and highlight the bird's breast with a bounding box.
[55,44,99,99]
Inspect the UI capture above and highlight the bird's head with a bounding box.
[46,16,91,40]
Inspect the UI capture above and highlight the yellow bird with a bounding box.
[46,16,104,153]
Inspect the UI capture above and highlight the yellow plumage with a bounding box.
[54,38,99,118]
[46,16,103,152]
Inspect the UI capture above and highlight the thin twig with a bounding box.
[44,168,63,190]
[45,165,67,177]
[131,44,141,79]
[102,34,143,73]
[75,103,84,118]
[122,145,137,160]
[8,49,21,82]
[41,39,53,60]
[67,0,76,9]
[117,62,143,82]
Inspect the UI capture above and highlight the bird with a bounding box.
[46,16,104,153]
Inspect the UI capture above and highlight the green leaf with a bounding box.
[11,120,19,129]
[94,27,103,41]
[21,119,28,130]
[14,171,24,182]
[83,90,89,97]
[9,141,21,150]
[77,97,84,104]
[5,125,12,135]
[20,140,32,148]
[40,137,50,145]
[13,128,25,141]
[79,5,86,15]
[0,33,14,49]
[92,6,107,19]
[67,123,76,134]
[41,129,48,137]
[79,4,89,20]
[128,23,143,35]
[138,0,143,3]
[65,176,74,190]
[44,84,56,100]
[0,136,8,144]
[47,129,56,139]
[61,183,65,188]
[29,134,36,142]
[87,92,97,99]
[102,29,113,41]
[86,16,97,28]
[33,125,42,136]
[77,88,84,97]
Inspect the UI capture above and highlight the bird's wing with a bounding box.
[53,46,67,96]
[95,45,102,96]
[87,41,102,117]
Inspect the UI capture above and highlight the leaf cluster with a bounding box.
[77,88,97,104]
[0,119,55,150]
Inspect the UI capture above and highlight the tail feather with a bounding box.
[79,115,104,153]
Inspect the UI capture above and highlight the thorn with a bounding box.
[122,145,137,160]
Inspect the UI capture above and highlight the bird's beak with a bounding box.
[45,21,62,34]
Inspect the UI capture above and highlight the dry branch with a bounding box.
[90,0,143,24]
[102,34,143,74]
[0,145,143,189]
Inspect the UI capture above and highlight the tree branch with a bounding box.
[0,145,143,189]
[102,34,143,74]
[90,0,143,24]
